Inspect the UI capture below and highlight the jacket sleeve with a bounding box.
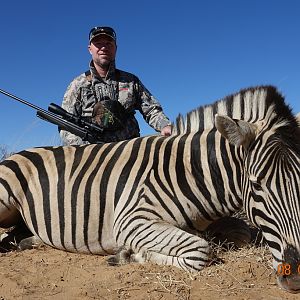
[135,79,171,131]
[60,75,88,146]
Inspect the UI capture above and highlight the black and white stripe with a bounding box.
[0,85,300,293]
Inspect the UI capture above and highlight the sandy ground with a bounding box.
[0,242,299,300]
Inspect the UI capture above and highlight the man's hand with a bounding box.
[160,125,172,136]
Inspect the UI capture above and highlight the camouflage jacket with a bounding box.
[60,61,171,145]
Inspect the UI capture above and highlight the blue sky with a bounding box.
[1,0,299,152]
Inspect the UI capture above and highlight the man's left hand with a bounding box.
[160,125,172,136]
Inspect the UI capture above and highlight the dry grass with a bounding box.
[1,229,299,299]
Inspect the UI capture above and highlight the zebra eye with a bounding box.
[248,174,263,191]
[252,181,263,191]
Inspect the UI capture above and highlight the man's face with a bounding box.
[88,35,117,69]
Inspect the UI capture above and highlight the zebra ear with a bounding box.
[215,115,257,148]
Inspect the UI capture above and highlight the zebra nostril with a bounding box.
[277,274,300,294]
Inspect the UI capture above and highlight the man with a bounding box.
[60,26,172,145]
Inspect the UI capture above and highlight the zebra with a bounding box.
[0,85,299,293]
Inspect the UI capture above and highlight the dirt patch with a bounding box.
[0,244,299,300]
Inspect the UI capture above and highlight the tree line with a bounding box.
[0,145,13,162]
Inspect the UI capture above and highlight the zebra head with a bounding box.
[215,111,300,293]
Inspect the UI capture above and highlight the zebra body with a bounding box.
[1,85,300,293]
[1,134,231,269]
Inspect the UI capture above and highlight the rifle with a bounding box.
[0,88,104,143]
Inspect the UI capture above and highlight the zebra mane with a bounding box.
[172,85,296,135]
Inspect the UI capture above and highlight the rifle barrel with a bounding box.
[0,88,49,115]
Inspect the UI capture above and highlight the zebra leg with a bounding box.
[112,221,211,272]
[0,219,35,252]
[0,227,43,252]
[0,184,43,251]
[0,196,21,228]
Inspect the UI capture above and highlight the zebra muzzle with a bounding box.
[276,245,300,293]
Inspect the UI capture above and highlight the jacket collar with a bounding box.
[89,60,116,82]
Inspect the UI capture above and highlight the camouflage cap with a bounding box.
[89,26,116,43]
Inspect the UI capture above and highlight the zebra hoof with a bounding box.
[107,248,134,266]
[0,225,34,252]
[17,236,44,251]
